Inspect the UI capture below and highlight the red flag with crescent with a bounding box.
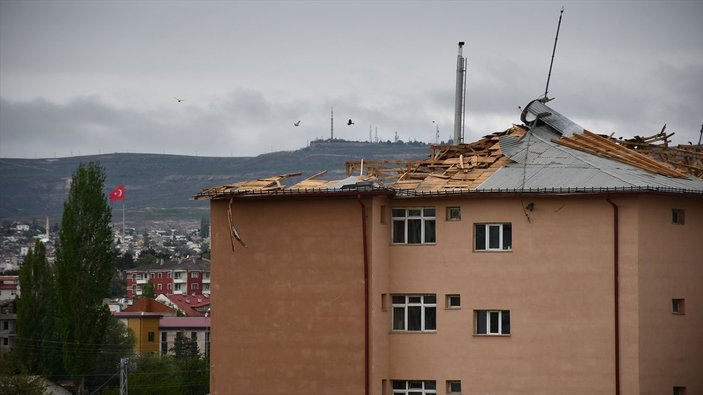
[109,185,125,201]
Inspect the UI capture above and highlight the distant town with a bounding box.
[0,218,210,275]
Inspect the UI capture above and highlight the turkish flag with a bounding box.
[109,185,125,201]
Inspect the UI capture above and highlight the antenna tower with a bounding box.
[542,7,564,102]
[330,107,334,140]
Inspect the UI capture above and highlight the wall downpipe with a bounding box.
[606,197,620,395]
[358,196,370,395]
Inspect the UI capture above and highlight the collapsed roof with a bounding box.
[195,100,703,200]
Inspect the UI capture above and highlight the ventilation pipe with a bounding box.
[453,41,467,145]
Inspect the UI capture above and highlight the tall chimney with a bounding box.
[453,41,466,145]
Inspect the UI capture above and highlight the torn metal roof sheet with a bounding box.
[194,100,703,200]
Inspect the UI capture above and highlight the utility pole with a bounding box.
[120,357,129,395]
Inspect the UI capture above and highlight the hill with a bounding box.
[0,140,430,227]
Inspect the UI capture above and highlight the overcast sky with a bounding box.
[1,0,701,158]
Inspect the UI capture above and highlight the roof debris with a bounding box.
[194,102,703,200]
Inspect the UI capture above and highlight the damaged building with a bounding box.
[196,99,703,395]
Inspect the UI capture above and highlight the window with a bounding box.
[673,386,687,395]
[672,209,685,225]
[392,208,436,244]
[150,273,155,279]
[475,310,510,335]
[147,331,155,342]
[205,331,210,358]
[157,283,162,290]
[447,381,462,394]
[132,285,136,291]
[392,295,436,332]
[160,332,168,355]
[191,331,197,341]
[175,284,182,291]
[191,272,199,278]
[2,337,8,346]
[2,321,8,330]
[203,284,210,291]
[446,294,461,309]
[158,273,163,279]
[392,380,436,395]
[191,283,199,290]
[446,207,461,221]
[131,273,136,281]
[167,272,172,278]
[167,283,172,290]
[672,299,686,314]
[174,272,182,279]
[474,223,512,251]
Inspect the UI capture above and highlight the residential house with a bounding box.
[159,316,211,358]
[114,297,177,355]
[155,293,211,317]
[196,100,703,395]
[0,299,16,354]
[0,275,20,301]
[125,257,210,298]
[113,312,162,355]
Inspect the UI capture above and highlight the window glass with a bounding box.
[393,220,406,243]
[423,208,435,216]
[476,311,486,334]
[503,223,512,249]
[424,307,436,330]
[393,307,405,330]
[424,219,436,243]
[475,225,486,250]
[407,219,422,243]
[488,225,501,249]
[489,311,500,333]
[408,209,422,216]
[407,306,422,331]
[502,310,511,334]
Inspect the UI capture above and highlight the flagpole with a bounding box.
[122,198,126,239]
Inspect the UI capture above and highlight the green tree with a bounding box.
[85,317,134,391]
[200,216,209,238]
[15,241,60,375]
[142,279,156,299]
[54,162,115,394]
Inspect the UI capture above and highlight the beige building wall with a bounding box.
[209,193,702,395]
[635,196,703,395]
[210,198,366,395]
[381,196,616,395]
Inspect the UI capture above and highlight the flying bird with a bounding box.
[347,119,354,126]
[174,97,184,103]
[294,120,301,127]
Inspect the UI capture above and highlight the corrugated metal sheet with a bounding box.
[523,99,584,137]
[480,124,703,192]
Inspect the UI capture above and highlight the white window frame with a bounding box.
[475,310,511,335]
[392,380,436,395]
[191,272,199,278]
[392,208,436,245]
[392,294,437,332]
[191,283,199,290]
[474,223,512,251]
[446,294,461,309]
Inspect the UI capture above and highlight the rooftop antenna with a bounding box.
[453,41,467,144]
[541,7,564,103]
